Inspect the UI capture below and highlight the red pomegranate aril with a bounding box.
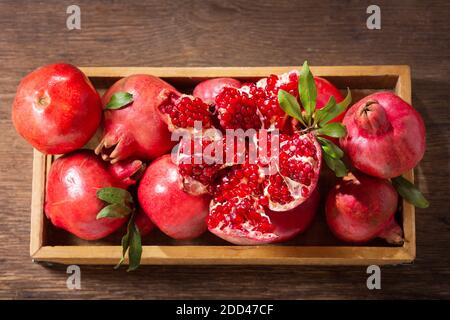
[159,92,213,131]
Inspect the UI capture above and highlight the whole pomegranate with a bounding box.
[137,155,210,240]
[340,92,426,178]
[12,63,102,154]
[193,78,242,105]
[325,172,402,244]
[96,75,178,163]
[45,150,144,240]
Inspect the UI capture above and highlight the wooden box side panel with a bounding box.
[30,65,415,265]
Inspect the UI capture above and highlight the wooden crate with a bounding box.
[30,66,415,265]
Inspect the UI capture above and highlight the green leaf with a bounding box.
[97,187,133,205]
[105,92,133,110]
[317,123,347,138]
[299,61,317,123]
[315,96,336,124]
[114,226,130,269]
[317,88,352,126]
[278,89,306,126]
[337,87,352,109]
[96,203,132,219]
[317,137,344,159]
[392,176,429,208]
[323,153,347,177]
[114,212,142,271]
[127,223,142,272]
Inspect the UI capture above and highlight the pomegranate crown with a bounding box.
[278,61,352,177]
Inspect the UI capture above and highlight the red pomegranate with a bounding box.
[325,172,402,244]
[137,155,210,240]
[193,78,242,105]
[340,92,426,178]
[96,75,178,163]
[208,185,319,245]
[12,63,102,154]
[135,208,154,237]
[45,150,144,240]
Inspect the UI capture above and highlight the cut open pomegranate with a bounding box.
[206,131,321,245]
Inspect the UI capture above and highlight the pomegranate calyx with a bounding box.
[378,218,404,245]
[107,159,146,187]
[355,100,391,135]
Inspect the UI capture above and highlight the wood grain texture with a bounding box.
[0,0,449,299]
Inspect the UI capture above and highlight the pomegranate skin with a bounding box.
[208,189,320,245]
[138,155,210,240]
[45,150,143,240]
[193,78,242,105]
[135,209,154,237]
[325,172,400,243]
[340,92,426,178]
[12,63,102,154]
[267,188,319,242]
[96,75,178,163]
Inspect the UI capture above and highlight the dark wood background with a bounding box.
[0,0,449,299]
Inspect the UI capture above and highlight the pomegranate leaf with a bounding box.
[115,212,142,272]
[97,187,133,205]
[317,89,352,126]
[323,153,347,177]
[337,87,352,109]
[299,61,317,123]
[315,96,337,125]
[105,92,133,110]
[127,222,142,271]
[317,137,344,159]
[317,123,346,138]
[392,176,429,208]
[278,89,306,126]
[96,203,132,219]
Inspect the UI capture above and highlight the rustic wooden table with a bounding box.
[0,0,448,299]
